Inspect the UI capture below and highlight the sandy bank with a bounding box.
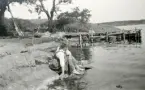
[0,40,59,90]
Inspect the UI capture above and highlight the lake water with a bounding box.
[48,24,145,90]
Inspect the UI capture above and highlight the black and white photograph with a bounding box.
[0,0,145,90]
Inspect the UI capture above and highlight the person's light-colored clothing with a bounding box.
[55,47,83,76]
[56,49,65,70]
[56,47,71,66]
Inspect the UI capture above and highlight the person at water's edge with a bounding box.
[48,40,84,79]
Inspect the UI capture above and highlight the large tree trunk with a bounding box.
[0,2,7,36]
[48,19,54,33]
[49,0,56,33]
[0,11,4,25]
[39,0,56,33]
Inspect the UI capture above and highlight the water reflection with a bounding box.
[47,43,145,90]
[47,47,91,90]
[69,46,91,61]
[47,74,88,90]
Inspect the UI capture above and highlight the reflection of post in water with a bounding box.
[69,47,91,62]
[137,29,142,43]
[81,48,91,61]
[125,28,142,44]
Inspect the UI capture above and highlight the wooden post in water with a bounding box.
[128,30,131,44]
[122,29,125,43]
[135,28,137,43]
[138,29,142,43]
[134,28,138,47]
[106,32,109,42]
[79,34,82,48]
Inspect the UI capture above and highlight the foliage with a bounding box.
[4,18,37,32]
[0,24,7,36]
[64,22,90,32]
[39,7,91,32]
[57,7,91,24]
[55,7,91,32]
[1,0,91,35]
[0,0,8,36]
[8,0,37,4]
[24,0,73,32]
[0,0,8,10]
[55,15,76,31]
[0,0,32,36]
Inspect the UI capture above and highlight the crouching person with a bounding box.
[48,41,84,79]
[56,42,84,79]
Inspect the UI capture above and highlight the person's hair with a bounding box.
[59,42,68,49]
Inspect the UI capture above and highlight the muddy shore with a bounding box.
[0,38,60,90]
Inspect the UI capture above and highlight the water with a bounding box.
[48,44,145,90]
[86,25,145,90]
[47,46,92,90]
[48,24,145,90]
[87,45,145,90]
[69,46,92,61]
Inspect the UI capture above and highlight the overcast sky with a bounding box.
[5,0,145,23]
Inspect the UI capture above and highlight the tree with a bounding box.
[0,0,30,36]
[5,18,37,36]
[0,0,8,36]
[55,13,76,31]
[39,6,91,32]
[7,4,24,36]
[57,7,91,23]
[56,7,91,32]
[30,0,72,32]
[79,8,91,23]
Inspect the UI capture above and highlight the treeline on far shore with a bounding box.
[3,18,38,36]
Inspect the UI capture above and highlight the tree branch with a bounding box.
[50,0,56,20]
[39,0,50,20]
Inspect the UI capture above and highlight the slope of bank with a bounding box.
[0,40,59,90]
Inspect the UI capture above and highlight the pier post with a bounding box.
[106,32,109,42]
[128,30,131,44]
[122,30,125,43]
[79,34,82,48]
[138,29,142,43]
[135,28,137,43]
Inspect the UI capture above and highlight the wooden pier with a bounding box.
[63,28,142,47]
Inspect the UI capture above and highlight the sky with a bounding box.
[5,0,145,23]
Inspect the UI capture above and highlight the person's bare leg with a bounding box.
[67,56,82,75]
[69,55,84,71]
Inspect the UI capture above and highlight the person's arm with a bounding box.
[66,49,71,57]
[56,52,65,76]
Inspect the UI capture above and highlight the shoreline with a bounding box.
[0,38,60,90]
